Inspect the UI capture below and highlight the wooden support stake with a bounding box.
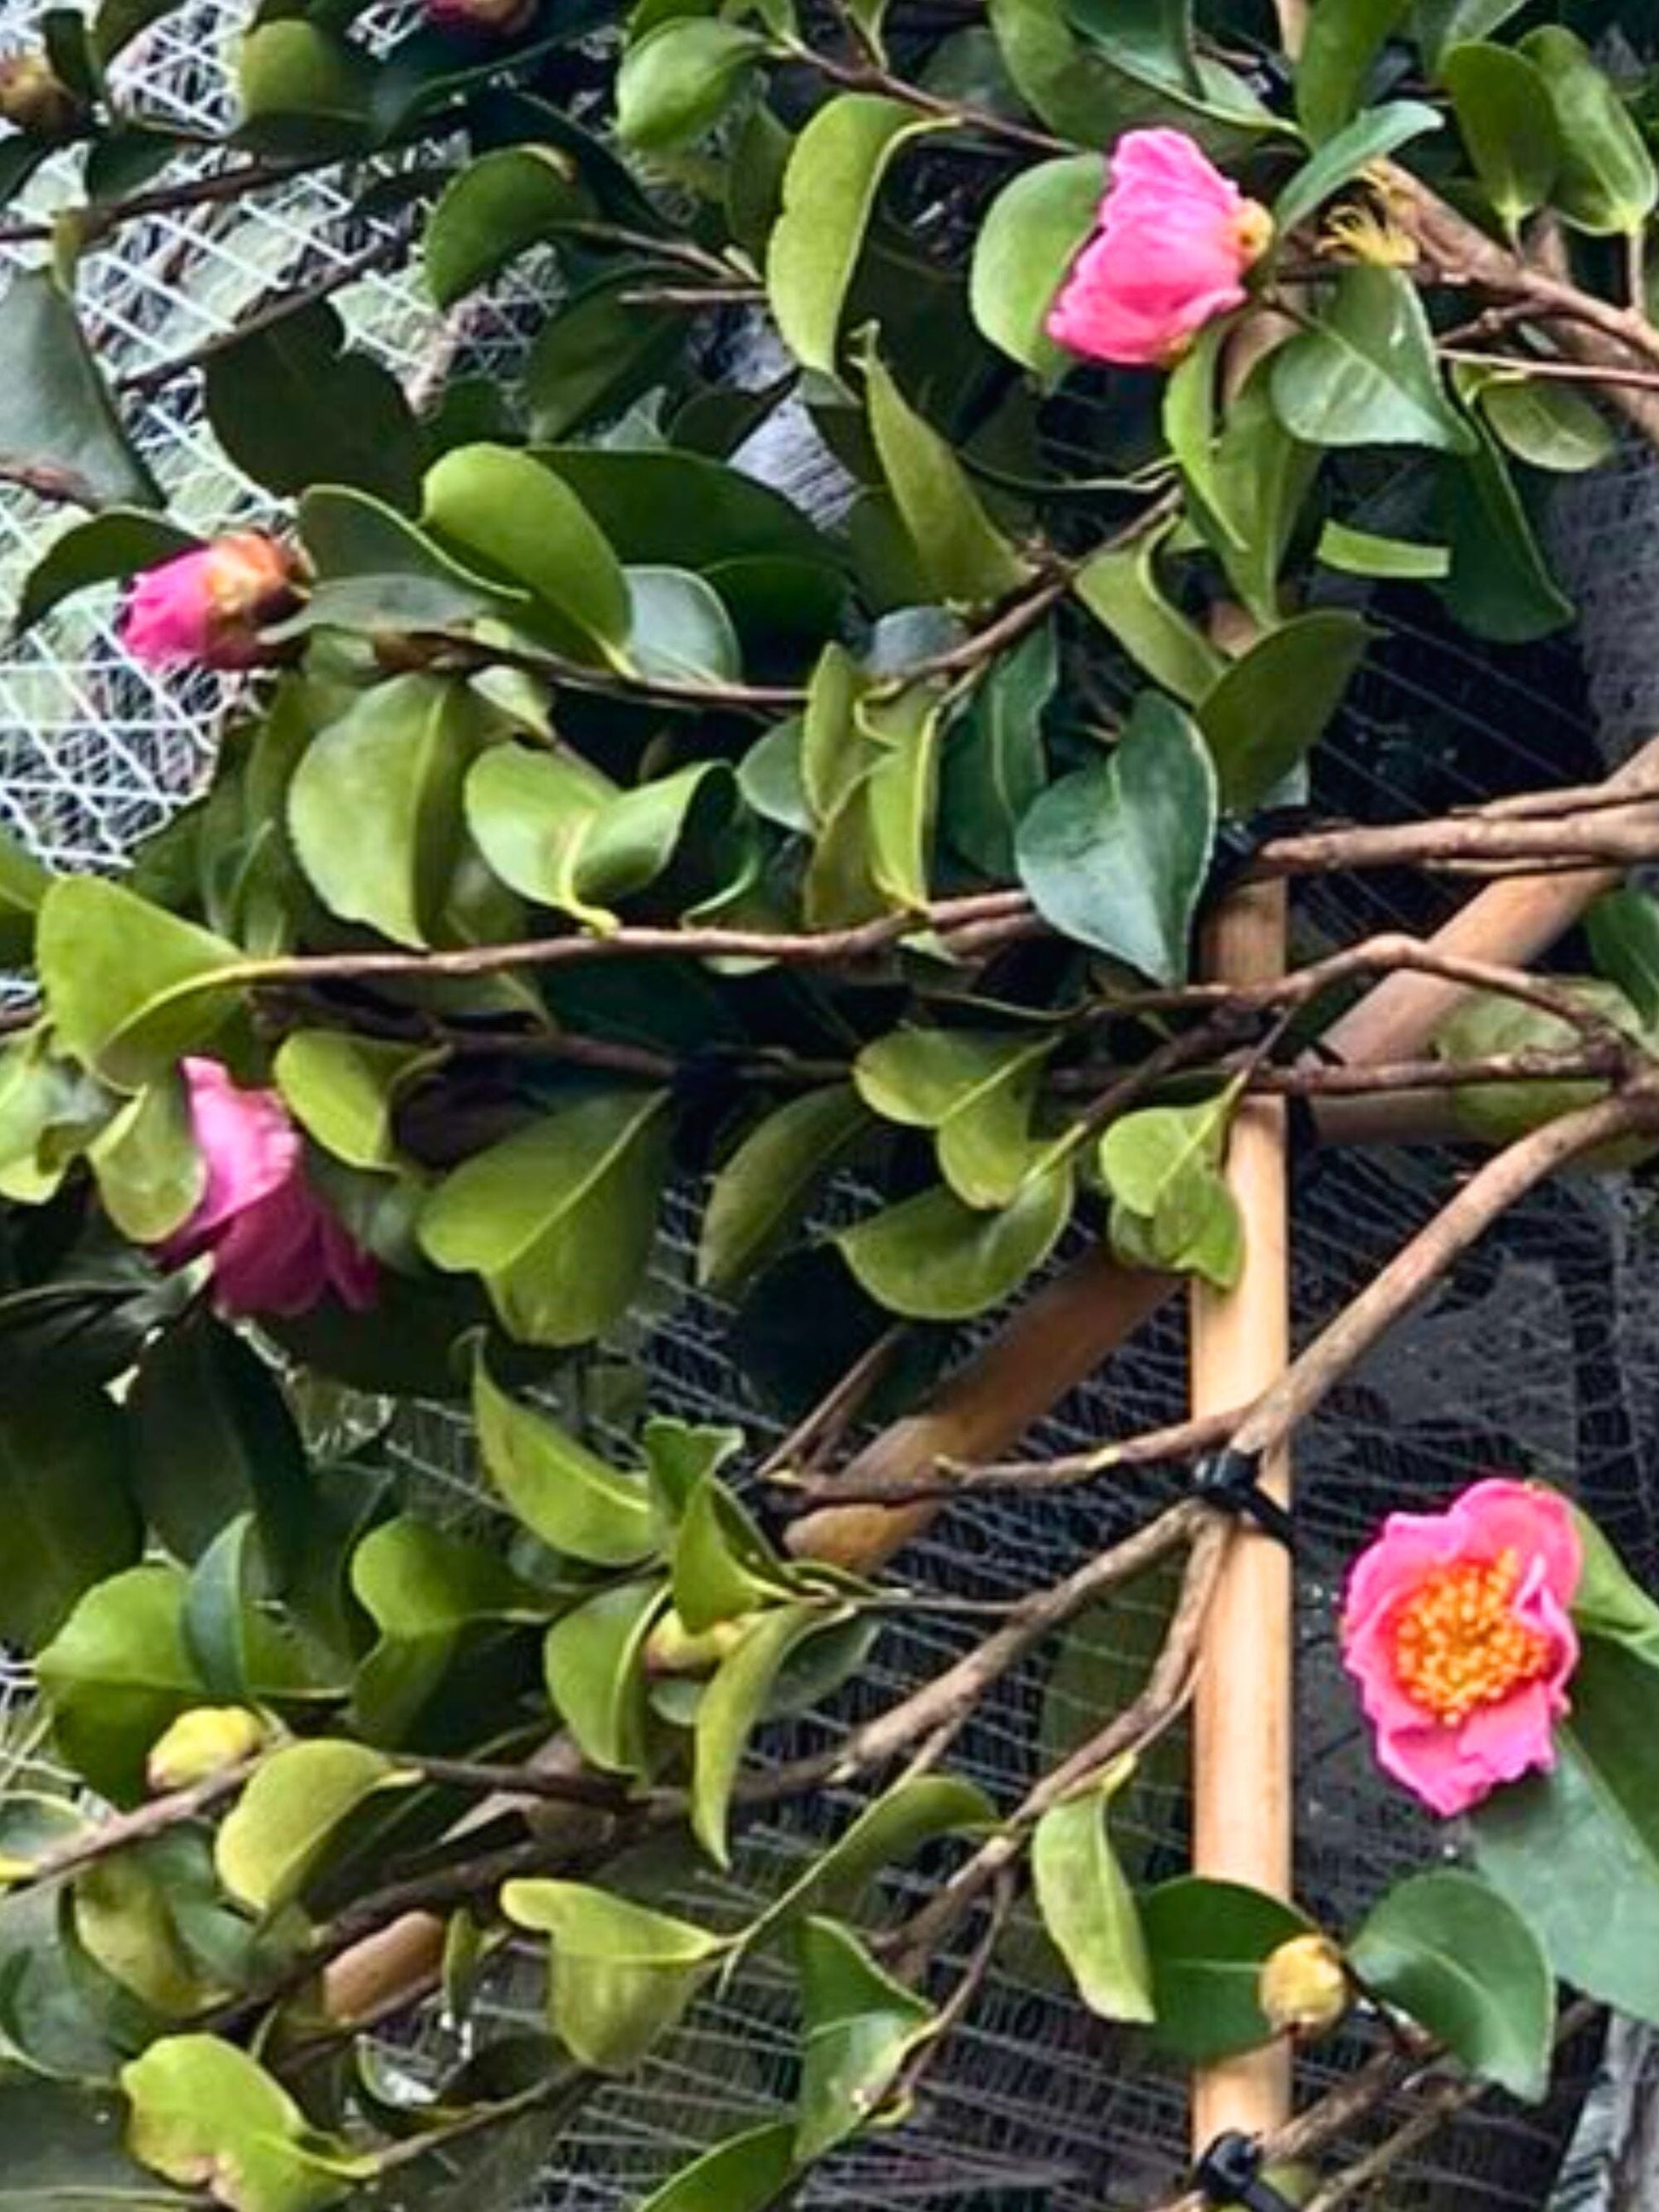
[1190,878,1294,2149]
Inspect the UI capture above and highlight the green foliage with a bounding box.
[1032,1762,1154,2020]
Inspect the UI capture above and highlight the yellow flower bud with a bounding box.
[643,1608,751,1678]
[1258,1932,1350,2040]
[0,52,84,139]
[146,1706,266,1793]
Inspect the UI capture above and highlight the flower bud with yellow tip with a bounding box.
[1258,1932,1351,2040]
[146,1706,267,1793]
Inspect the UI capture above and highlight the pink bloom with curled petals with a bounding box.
[157,1058,377,1320]
[1046,128,1272,368]
[1341,1479,1582,1819]
[120,534,299,672]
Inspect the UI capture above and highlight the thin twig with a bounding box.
[3,1759,257,1894]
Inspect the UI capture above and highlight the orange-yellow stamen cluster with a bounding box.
[1392,1548,1552,1726]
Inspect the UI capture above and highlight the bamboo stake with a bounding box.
[1188,880,1293,2147]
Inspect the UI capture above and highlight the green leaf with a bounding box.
[863,680,946,913]
[693,1602,825,1867]
[1142,1876,1312,2061]
[1032,1764,1155,2022]
[968,153,1099,374]
[544,1578,663,1773]
[617,18,765,150]
[14,508,195,637]
[204,302,420,511]
[1296,0,1408,141]
[746,1775,996,1953]
[1587,888,1659,1028]
[1466,371,1616,475]
[0,269,158,510]
[37,1564,205,1802]
[501,1880,725,2071]
[795,1919,936,2161]
[1098,1094,1243,1291]
[288,673,496,948]
[124,2035,359,2212]
[425,146,585,307]
[633,2122,798,2212]
[524,270,685,443]
[217,1741,408,1915]
[0,829,47,968]
[854,1028,1051,1208]
[235,20,373,157]
[1316,521,1450,580]
[419,1091,672,1347]
[87,1074,204,1242]
[1437,420,1575,642]
[837,1163,1073,1321]
[627,565,743,685]
[423,443,631,662]
[672,1476,792,1634]
[1433,980,1639,1147]
[1073,528,1224,704]
[1570,1504,1659,1667]
[989,0,1277,149]
[1520,26,1656,235]
[766,95,939,379]
[941,621,1055,878]
[273,1031,425,1172]
[37,876,245,1089]
[0,2071,176,2204]
[1191,366,1319,627]
[1271,266,1474,455]
[182,1512,330,1708]
[296,482,521,634]
[1441,41,1559,236]
[1471,1637,1659,2025]
[1273,99,1442,234]
[801,641,870,826]
[0,1388,139,1651]
[864,348,1032,608]
[1415,0,1528,68]
[697,1084,871,1296]
[474,1357,656,1567]
[1015,690,1217,984]
[1350,1870,1552,2101]
[1197,609,1371,813]
[530,446,836,577]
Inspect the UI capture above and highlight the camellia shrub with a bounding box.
[3,0,1659,2202]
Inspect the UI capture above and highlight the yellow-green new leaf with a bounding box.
[216,1740,409,1914]
[473,1356,656,1567]
[502,1880,727,2072]
[693,1601,825,1868]
[1032,1764,1154,2021]
[38,876,246,1089]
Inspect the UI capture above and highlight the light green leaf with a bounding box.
[1441,41,1559,236]
[124,2036,360,2212]
[1273,99,1442,234]
[672,1476,792,1635]
[501,1880,726,2071]
[863,680,946,913]
[745,1775,996,1954]
[38,876,245,1089]
[1415,0,1528,68]
[474,1357,656,1567]
[1015,690,1217,984]
[0,269,159,510]
[837,1163,1073,1321]
[697,1084,871,1296]
[795,1919,936,2161]
[88,1072,204,1242]
[37,1565,204,1802]
[617,18,765,150]
[1350,1870,1552,2101]
[864,348,1032,608]
[968,153,1099,374]
[693,1602,825,1867]
[235,20,373,154]
[1142,1876,1312,2061]
[1316,521,1450,580]
[801,642,870,827]
[633,2122,797,2212]
[217,1741,408,1915]
[855,1028,1052,1208]
[1466,371,1616,475]
[1571,1503,1659,1667]
[1032,1764,1154,2022]
[626,565,743,685]
[418,1090,672,1347]
[544,1578,664,1774]
[1073,528,1224,704]
[1520,26,1656,236]
[1271,266,1474,454]
[1296,0,1408,141]
[1433,979,1639,1148]
[766,95,940,378]
[425,147,585,307]
[273,1031,426,1172]
[295,482,521,635]
[1098,1094,1243,1292]
[1197,609,1371,813]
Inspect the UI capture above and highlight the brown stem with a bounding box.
[4,1760,256,1894]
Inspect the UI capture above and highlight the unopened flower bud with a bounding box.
[1258,1933,1350,2040]
[0,51,84,139]
[120,533,303,672]
[424,0,536,36]
[644,1608,750,1678]
[147,1705,266,1793]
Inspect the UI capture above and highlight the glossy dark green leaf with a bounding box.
[1588,889,1659,1029]
[864,349,1032,609]
[990,0,1275,149]
[697,1084,871,1297]
[1073,528,1223,704]
[941,621,1055,878]
[37,875,246,1088]
[530,447,834,576]
[1467,371,1616,475]
[1441,41,1559,236]
[0,828,47,969]
[0,1387,139,1650]
[1273,99,1442,234]
[795,1919,936,2161]
[204,302,419,511]
[1032,1763,1154,2021]
[288,673,498,947]
[1520,26,1656,235]
[501,1879,726,2071]
[1016,690,1217,983]
[0,2071,171,2204]
[217,1740,407,1915]
[180,1513,334,1709]
[1190,366,1319,627]
[1296,0,1408,141]
[1197,609,1371,812]
[855,1028,1051,1208]
[633,2122,797,2212]
[474,1356,656,1567]
[425,145,586,307]
[1272,266,1472,455]
[234,20,375,157]
[1142,1876,1312,2061]
[767,95,939,378]
[617,17,765,149]
[419,1090,672,1347]
[295,483,521,635]
[523,271,685,443]
[1437,424,1575,643]
[1350,1870,1552,2101]
[123,2035,362,2211]
[544,1578,664,1773]
[837,1163,1073,1321]
[693,1602,824,1867]
[0,269,158,510]
[14,508,195,637]
[968,153,1099,374]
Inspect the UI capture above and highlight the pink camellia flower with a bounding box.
[423,0,535,34]
[1341,1479,1582,1818]
[120,534,300,673]
[157,1058,377,1320]
[1046,128,1273,368]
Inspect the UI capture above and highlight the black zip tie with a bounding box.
[1202,805,1324,910]
[1192,1447,1296,1554]
[1192,2131,1302,2212]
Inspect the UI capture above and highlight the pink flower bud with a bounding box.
[424,0,535,35]
[1046,128,1272,369]
[120,534,300,673]
[1341,1478,1581,1817]
[155,1058,378,1320]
